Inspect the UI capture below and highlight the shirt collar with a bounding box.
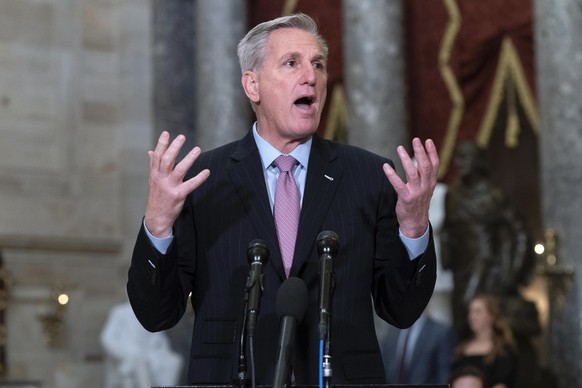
[252,122,311,170]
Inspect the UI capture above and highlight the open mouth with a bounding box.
[294,96,315,108]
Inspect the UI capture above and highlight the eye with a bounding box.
[285,59,297,68]
[313,61,326,71]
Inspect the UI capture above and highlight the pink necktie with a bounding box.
[273,155,300,277]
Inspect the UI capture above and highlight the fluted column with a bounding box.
[342,0,408,160]
[152,0,196,154]
[196,0,250,150]
[534,0,582,387]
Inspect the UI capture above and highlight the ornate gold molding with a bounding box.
[282,0,299,16]
[438,0,463,179]
[537,229,575,313]
[323,84,347,142]
[476,37,539,148]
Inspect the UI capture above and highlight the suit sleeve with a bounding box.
[371,171,437,329]
[126,200,196,332]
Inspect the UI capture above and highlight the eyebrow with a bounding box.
[312,53,327,63]
[279,51,327,63]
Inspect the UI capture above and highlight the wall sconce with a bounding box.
[37,285,69,348]
[536,229,575,313]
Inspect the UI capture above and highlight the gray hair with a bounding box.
[237,13,329,73]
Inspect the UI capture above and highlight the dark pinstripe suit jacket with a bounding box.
[127,131,436,385]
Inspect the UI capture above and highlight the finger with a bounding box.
[149,132,171,172]
[412,138,429,170]
[160,134,186,173]
[183,169,211,195]
[419,139,440,188]
[397,144,418,184]
[383,163,406,194]
[412,138,434,184]
[425,139,440,172]
[173,146,202,179]
[148,150,163,183]
[152,131,171,159]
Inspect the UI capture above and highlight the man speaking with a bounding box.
[127,12,439,385]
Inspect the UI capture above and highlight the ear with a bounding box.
[241,71,260,104]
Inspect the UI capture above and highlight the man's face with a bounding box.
[244,28,328,150]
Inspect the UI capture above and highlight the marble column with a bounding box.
[152,0,197,156]
[342,0,408,161]
[195,0,250,150]
[534,0,582,386]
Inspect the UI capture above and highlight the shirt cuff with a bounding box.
[399,226,430,260]
[143,220,173,254]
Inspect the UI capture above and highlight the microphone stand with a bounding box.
[319,261,334,388]
[237,294,249,388]
[242,263,265,388]
[322,325,332,388]
[239,239,269,388]
[316,231,338,388]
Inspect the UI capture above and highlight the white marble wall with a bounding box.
[0,0,152,386]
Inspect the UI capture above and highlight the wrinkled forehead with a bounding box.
[266,28,326,57]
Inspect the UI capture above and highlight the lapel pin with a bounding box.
[324,174,334,181]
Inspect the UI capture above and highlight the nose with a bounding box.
[299,63,316,85]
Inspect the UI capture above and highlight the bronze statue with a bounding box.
[440,141,534,335]
[442,142,558,388]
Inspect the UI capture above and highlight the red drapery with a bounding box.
[247,0,540,236]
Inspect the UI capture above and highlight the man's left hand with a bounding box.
[383,138,439,238]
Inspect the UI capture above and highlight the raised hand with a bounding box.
[383,138,439,238]
[144,131,210,238]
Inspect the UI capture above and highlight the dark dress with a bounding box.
[452,347,517,388]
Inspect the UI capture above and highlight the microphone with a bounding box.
[272,277,309,388]
[246,239,269,336]
[237,240,269,387]
[316,231,339,340]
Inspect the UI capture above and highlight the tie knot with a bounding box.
[274,155,297,173]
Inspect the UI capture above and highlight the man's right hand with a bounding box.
[144,131,210,238]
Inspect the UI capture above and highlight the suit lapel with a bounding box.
[227,133,343,279]
[227,132,284,276]
[290,135,342,277]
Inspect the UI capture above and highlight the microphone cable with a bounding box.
[238,273,259,388]
[244,239,269,388]
[237,294,249,388]
[316,231,339,388]
[319,339,324,388]
[249,329,256,388]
